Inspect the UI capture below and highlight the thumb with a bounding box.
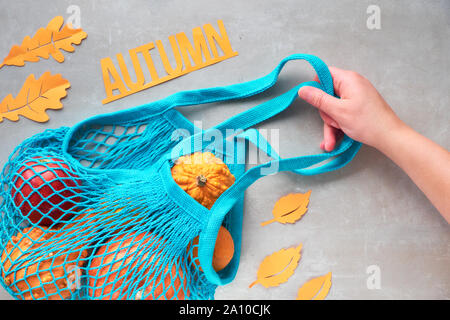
[298,86,342,118]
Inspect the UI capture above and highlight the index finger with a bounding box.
[313,66,349,98]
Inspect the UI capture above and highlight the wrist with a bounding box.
[373,118,410,156]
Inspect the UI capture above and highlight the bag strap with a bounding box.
[234,127,361,176]
[192,55,362,285]
[63,53,331,152]
[169,54,334,157]
[171,54,360,178]
[163,53,333,111]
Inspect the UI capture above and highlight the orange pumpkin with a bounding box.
[190,226,235,272]
[171,152,235,209]
[85,200,143,232]
[88,231,187,300]
[1,223,89,300]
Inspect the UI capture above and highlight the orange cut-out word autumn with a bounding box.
[0,16,87,68]
[0,72,70,123]
[249,243,303,288]
[100,20,238,104]
[261,190,311,226]
[296,272,332,300]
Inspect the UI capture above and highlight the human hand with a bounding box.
[298,67,404,151]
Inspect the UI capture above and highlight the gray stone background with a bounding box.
[0,0,449,300]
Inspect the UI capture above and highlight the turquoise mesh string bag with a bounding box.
[0,54,361,300]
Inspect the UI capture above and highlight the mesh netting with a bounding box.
[0,53,355,300]
[67,116,176,170]
[0,115,232,300]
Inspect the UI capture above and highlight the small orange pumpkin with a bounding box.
[171,152,235,209]
[190,226,235,272]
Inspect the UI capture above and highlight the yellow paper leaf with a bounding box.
[249,243,302,288]
[0,72,70,123]
[296,272,332,300]
[261,190,311,226]
[0,16,87,68]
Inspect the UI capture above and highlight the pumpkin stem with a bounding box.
[197,175,207,187]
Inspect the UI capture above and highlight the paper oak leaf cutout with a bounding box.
[296,272,332,300]
[0,16,87,68]
[249,243,302,288]
[261,190,311,226]
[0,72,70,123]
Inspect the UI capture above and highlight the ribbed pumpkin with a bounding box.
[171,152,235,209]
[88,231,187,300]
[1,223,89,300]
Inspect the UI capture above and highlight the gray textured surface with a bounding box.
[0,0,449,300]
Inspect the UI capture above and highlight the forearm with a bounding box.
[300,68,450,221]
[375,122,450,223]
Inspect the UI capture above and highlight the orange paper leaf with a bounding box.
[0,72,70,123]
[261,190,311,226]
[296,272,332,300]
[249,243,302,288]
[0,16,87,68]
